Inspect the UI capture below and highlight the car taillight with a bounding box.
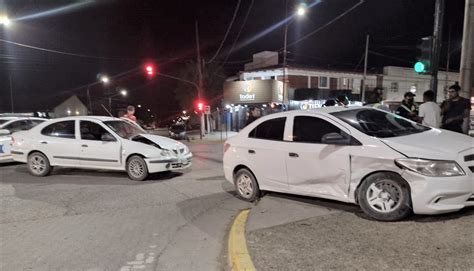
[223,143,231,153]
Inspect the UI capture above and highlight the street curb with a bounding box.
[228,209,256,271]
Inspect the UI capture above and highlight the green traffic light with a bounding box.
[414,62,425,73]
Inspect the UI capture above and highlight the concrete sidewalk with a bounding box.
[244,193,474,270]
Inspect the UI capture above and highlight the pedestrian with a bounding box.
[418,90,441,128]
[440,83,470,133]
[395,92,418,121]
[122,105,137,122]
[245,106,261,126]
[366,91,390,112]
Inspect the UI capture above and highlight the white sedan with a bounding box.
[11,116,192,181]
[0,117,46,162]
[223,107,474,221]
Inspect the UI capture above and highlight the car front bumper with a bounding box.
[145,153,193,173]
[403,170,474,215]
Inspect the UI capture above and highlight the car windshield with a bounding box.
[331,108,430,138]
[104,120,146,139]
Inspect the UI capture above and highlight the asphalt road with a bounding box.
[0,142,251,271]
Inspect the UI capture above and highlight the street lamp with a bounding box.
[108,88,127,112]
[282,2,307,106]
[0,16,11,27]
[100,75,110,84]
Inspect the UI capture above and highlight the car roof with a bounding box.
[0,117,46,121]
[48,116,124,122]
[266,106,367,118]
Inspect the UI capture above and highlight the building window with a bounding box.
[390,82,399,93]
[319,76,328,88]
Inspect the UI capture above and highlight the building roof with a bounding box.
[242,64,378,76]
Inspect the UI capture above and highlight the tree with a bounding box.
[173,61,227,110]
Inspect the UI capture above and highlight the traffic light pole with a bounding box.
[430,0,445,102]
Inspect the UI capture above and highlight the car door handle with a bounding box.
[40,141,48,144]
[81,144,88,147]
[289,152,299,158]
[248,149,256,154]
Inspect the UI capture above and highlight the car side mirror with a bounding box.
[321,132,351,145]
[0,129,11,136]
[101,133,116,142]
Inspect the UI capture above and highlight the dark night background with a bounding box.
[0,0,466,119]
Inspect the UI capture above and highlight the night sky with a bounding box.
[0,0,466,117]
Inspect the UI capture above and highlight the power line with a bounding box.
[0,38,156,61]
[284,0,365,49]
[368,50,413,64]
[222,0,254,64]
[206,0,242,64]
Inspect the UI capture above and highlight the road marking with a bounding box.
[228,209,256,271]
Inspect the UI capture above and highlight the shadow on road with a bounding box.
[258,191,474,222]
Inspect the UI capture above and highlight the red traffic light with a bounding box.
[196,101,204,111]
[144,64,155,76]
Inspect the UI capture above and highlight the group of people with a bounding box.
[392,83,470,134]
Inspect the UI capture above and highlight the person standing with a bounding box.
[366,91,390,112]
[440,84,470,133]
[245,106,261,126]
[122,105,137,122]
[418,90,441,128]
[395,92,418,121]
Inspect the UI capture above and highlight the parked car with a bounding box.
[223,106,474,221]
[0,117,46,163]
[169,122,187,140]
[11,116,192,181]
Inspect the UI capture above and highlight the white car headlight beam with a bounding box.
[395,158,465,177]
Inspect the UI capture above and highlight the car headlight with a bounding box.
[395,158,465,177]
[160,149,175,157]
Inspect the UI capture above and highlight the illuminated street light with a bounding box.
[182,110,187,114]
[147,109,151,112]
[100,75,109,84]
[120,89,127,96]
[0,16,11,26]
[137,104,142,108]
[296,6,306,16]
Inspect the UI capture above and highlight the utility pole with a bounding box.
[195,21,204,139]
[430,0,445,102]
[87,87,92,115]
[9,74,14,113]
[282,0,289,106]
[445,25,451,98]
[361,34,369,103]
[460,0,474,99]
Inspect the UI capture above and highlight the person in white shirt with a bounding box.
[418,90,441,128]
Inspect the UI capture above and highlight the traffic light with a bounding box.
[144,64,156,77]
[414,36,433,74]
[196,101,204,112]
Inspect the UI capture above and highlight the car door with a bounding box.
[78,120,121,169]
[245,117,289,191]
[285,114,360,200]
[39,120,82,166]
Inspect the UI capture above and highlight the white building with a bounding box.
[52,95,88,118]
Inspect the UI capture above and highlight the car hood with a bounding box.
[380,129,474,160]
[138,133,185,150]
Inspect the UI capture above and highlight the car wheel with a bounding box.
[234,168,260,202]
[127,155,149,181]
[27,152,52,177]
[358,172,412,221]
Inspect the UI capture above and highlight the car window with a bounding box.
[41,121,76,139]
[331,108,430,138]
[29,120,46,126]
[80,121,114,141]
[293,116,341,144]
[249,117,286,141]
[104,120,145,139]
[4,120,31,133]
[0,120,9,125]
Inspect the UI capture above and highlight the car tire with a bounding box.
[234,168,260,202]
[358,172,412,221]
[126,155,149,181]
[27,152,52,177]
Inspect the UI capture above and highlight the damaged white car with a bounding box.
[223,107,474,221]
[11,116,192,181]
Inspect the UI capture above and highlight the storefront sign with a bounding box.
[224,79,283,104]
